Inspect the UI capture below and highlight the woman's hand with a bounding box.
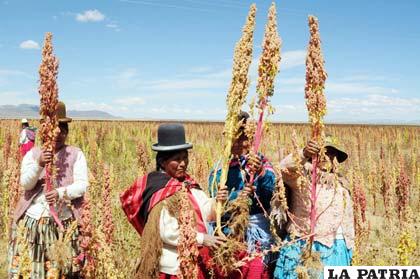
[202,234,226,249]
[240,183,256,198]
[38,149,53,167]
[216,185,229,203]
[303,140,320,159]
[247,152,263,175]
[45,189,58,205]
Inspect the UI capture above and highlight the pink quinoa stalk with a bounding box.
[249,2,281,185]
[305,15,327,244]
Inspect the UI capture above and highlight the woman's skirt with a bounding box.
[207,214,277,278]
[8,215,81,279]
[273,235,352,279]
[159,247,214,279]
[240,213,277,279]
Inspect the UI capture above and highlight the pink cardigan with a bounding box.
[280,151,355,249]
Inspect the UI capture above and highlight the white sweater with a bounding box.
[159,188,215,275]
[20,149,89,220]
[19,129,30,144]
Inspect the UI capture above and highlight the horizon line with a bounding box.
[1,117,419,127]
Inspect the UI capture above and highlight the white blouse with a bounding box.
[20,149,89,220]
[159,188,215,275]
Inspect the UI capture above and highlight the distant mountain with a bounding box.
[0,104,120,120]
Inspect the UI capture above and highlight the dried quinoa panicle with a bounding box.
[38,32,62,229]
[305,16,327,144]
[215,4,256,234]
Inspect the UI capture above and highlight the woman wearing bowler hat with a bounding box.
[120,123,229,278]
[9,101,89,278]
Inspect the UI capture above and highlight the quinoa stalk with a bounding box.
[215,4,256,235]
[38,32,63,230]
[305,16,327,247]
[249,1,281,189]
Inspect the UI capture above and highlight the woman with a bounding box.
[121,123,228,279]
[19,118,36,158]
[274,135,355,279]
[9,102,88,278]
[209,112,278,278]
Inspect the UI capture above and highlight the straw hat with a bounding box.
[41,101,72,123]
[57,101,72,123]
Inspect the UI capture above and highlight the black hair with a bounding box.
[22,123,29,128]
[156,150,181,171]
[238,110,250,136]
[239,111,250,122]
[59,122,69,134]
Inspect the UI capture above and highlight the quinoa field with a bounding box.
[0,119,419,277]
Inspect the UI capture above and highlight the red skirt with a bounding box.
[159,247,213,279]
[203,248,273,279]
[159,248,273,279]
[238,255,273,279]
[159,274,178,279]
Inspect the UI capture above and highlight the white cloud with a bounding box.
[114,96,145,106]
[0,91,38,105]
[326,81,398,95]
[62,99,226,120]
[110,67,228,93]
[106,22,121,31]
[278,77,304,85]
[19,40,40,50]
[66,101,118,113]
[0,69,32,78]
[189,66,213,74]
[327,95,420,121]
[111,49,306,95]
[0,69,34,86]
[112,68,142,89]
[145,78,226,91]
[281,50,306,70]
[339,74,386,82]
[274,75,399,96]
[76,9,105,22]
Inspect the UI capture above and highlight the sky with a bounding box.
[0,0,419,122]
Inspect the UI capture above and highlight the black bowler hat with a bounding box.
[152,123,193,152]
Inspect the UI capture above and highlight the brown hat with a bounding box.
[41,101,72,123]
[324,134,347,163]
[57,101,72,123]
